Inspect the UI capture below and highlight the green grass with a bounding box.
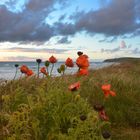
[0,60,140,139]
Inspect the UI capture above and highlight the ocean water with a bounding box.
[0,61,113,80]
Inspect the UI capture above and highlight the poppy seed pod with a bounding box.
[80,115,87,121]
[77,51,83,56]
[36,59,42,64]
[93,104,104,112]
[15,64,19,67]
[102,131,111,139]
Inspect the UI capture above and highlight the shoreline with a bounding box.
[0,61,114,81]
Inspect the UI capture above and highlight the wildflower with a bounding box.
[109,91,116,96]
[101,84,116,98]
[76,55,89,69]
[65,57,74,67]
[49,55,57,63]
[26,69,34,76]
[49,56,57,76]
[40,67,48,76]
[68,82,80,91]
[99,110,109,121]
[20,65,29,74]
[77,68,89,76]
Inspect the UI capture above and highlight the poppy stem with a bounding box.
[62,71,65,76]
[37,63,40,78]
[46,67,49,74]
[50,64,54,76]
[13,67,18,80]
[0,94,2,111]
[78,67,80,72]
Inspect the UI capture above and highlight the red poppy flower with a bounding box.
[68,82,80,91]
[76,54,89,69]
[49,55,57,63]
[77,68,89,76]
[99,110,109,121]
[65,57,74,67]
[101,84,116,98]
[20,65,29,74]
[109,91,116,96]
[40,67,48,75]
[26,69,34,76]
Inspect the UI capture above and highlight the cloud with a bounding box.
[0,0,67,43]
[99,37,117,43]
[131,48,140,54]
[120,40,127,48]
[0,0,140,43]
[56,36,71,44]
[101,40,128,53]
[101,47,120,53]
[71,0,140,37]
[5,56,36,61]
[0,47,68,54]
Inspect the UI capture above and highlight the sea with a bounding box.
[0,61,113,80]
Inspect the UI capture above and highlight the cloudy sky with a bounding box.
[0,0,140,61]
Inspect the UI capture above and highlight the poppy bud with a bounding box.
[102,131,111,139]
[75,94,80,101]
[57,68,61,73]
[15,64,19,67]
[36,59,42,64]
[77,51,83,56]
[45,60,50,67]
[80,115,87,121]
[60,64,66,72]
[93,104,104,111]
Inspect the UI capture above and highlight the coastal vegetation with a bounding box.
[0,57,140,140]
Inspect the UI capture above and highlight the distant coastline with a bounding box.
[104,57,140,62]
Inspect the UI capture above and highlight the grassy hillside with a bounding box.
[0,60,140,139]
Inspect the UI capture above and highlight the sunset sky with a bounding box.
[0,0,140,61]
